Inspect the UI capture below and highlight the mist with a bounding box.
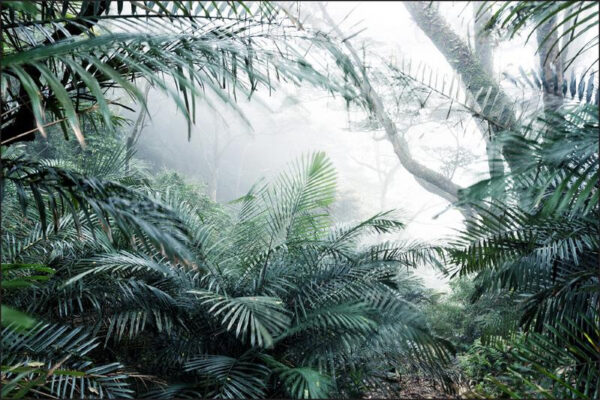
[127,1,597,289]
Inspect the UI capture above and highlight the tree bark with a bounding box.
[404,2,521,176]
[473,6,494,78]
[405,2,516,127]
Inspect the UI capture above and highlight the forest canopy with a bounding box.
[1,1,598,399]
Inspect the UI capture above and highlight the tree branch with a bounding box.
[319,4,465,211]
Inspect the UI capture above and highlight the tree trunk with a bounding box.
[207,172,218,202]
[473,6,494,78]
[126,83,152,171]
[404,2,521,176]
[206,131,220,202]
[536,18,564,112]
[405,3,516,127]
[473,5,506,188]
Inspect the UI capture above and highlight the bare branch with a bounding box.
[319,3,464,209]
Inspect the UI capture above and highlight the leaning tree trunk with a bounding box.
[404,2,522,177]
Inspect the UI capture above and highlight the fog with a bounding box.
[123,1,596,289]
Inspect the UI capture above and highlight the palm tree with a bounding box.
[448,104,599,398]
[0,2,375,397]
[444,5,599,395]
[2,137,454,397]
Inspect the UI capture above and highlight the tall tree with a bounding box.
[316,1,597,213]
[404,2,520,177]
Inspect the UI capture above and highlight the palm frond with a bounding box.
[188,290,290,348]
[2,156,191,261]
[262,355,333,399]
[184,354,269,399]
[488,315,600,399]
[477,1,599,73]
[1,1,334,146]
[503,68,599,105]
[1,322,133,399]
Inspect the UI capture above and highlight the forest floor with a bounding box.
[364,375,453,399]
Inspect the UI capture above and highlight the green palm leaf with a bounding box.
[184,354,269,399]
[188,289,290,348]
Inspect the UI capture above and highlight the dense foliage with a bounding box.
[1,1,599,399]
[2,127,454,398]
[450,104,599,399]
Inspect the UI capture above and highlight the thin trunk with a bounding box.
[126,83,152,171]
[473,4,506,191]
[537,17,564,112]
[380,165,400,211]
[207,132,220,202]
[559,11,574,76]
[207,172,218,202]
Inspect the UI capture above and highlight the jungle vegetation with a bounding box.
[1,1,598,399]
